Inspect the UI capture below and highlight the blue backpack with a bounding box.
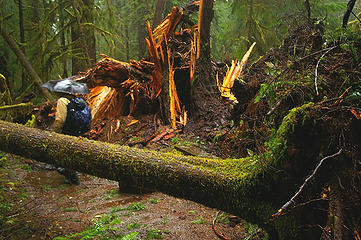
[63,97,92,136]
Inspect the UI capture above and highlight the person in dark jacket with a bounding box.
[42,78,91,184]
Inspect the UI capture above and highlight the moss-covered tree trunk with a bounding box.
[71,0,96,74]
[0,103,349,239]
[0,23,54,102]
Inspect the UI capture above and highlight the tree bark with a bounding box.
[304,0,311,20]
[196,0,213,86]
[0,103,337,239]
[19,0,27,90]
[137,0,148,59]
[71,0,96,74]
[32,0,40,23]
[58,0,68,77]
[152,0,166,29]
[0,24,54,101]
[342,0,357,28]
[0,119,279,237]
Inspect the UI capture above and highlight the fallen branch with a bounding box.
[0,102,33,121]
[212,211,231,240]
[351,11,361,25]
[273,149,343,217]
[314,46,338,96]
[0,23,54,102]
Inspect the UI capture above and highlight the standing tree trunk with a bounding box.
[119,0,130,60]
[71,0,96,75]
[125,19,130,60]
[342,0,357,28]
[137,0,148,59]
[247,0,254,49]
[18,0,27,90]
[152,0,166,29]
[304,0,311,20]
[196,0,214,86]
[32,0,40,23]
[58,0,68,77]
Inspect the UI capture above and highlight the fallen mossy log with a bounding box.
[0,102,33,121]
[0,103,341,239]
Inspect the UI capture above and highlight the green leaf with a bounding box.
[121,232,139,240]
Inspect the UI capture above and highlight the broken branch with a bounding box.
[273,149,343,217]
[314,46,338,96]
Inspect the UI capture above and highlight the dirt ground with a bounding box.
[0,152,265,240]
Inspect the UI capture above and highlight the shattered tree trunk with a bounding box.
[0,103,342,240]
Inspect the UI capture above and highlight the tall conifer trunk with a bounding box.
[18,0,26,90]
[196,0,214,86]
[71,0,96,75]
[137,0,147,59]
[152,0,166,29]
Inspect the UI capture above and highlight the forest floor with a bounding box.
[0,154,260,240]
[0,103,266,240]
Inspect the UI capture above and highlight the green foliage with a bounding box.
[146,228,163,239]
[121,232,139,240]
[325,25,361,42]
[53,214,123,240]
[112,202,146,213]
[126,222,140,230]
[42,184,52,191]
[191,216,206,224]
[61,207,77,212]
[104,189,120,200]
[244,221,265,240]
[148,198,159,204]
[126,202,146,212]
[212,0,349,61]
[24,114,36,128]
[0,151,6,167]
[325,27,361,64]
[216,212,230,224]
[255,82,281,104]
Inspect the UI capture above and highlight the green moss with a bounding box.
[264,102,315,166]
[24,115,36,128]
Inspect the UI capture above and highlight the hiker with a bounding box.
[42,78,92,184]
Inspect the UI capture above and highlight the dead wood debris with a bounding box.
[72,2,202,130]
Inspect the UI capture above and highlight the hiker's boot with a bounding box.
[64,170,80,185]
[56,167,66,175]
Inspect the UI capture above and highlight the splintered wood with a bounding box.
[71,1,200,129]
[217,42,256,104]
[145,4,196,129]
[78,56,154,121]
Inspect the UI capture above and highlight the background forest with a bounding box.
[0,0,357,102]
